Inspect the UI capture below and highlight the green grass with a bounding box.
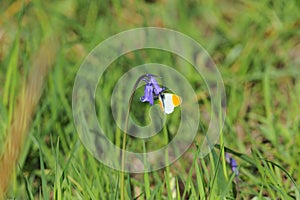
[1,0,300,199]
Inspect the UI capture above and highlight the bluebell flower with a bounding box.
[140,74,164,106]
[225,153,239,176]
[148,75,164,95]
[140,83,154,105]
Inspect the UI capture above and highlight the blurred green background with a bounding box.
[0,0,300,199]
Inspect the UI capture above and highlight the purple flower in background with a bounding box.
[140,74,164,105]
[140,83,154,105]
[226,153,239,176]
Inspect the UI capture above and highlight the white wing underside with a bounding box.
[160,93,175,114]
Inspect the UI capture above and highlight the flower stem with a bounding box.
[120,74,149,200]
[120,109,129,200]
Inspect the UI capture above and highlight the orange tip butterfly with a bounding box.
[158,93,182,114]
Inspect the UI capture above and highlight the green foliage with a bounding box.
[0,0,299,199]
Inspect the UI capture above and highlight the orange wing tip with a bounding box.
[172,95,182,107]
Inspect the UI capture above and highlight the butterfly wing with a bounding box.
[159,93,182,114]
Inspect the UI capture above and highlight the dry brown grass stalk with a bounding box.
[0,38,57,198]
